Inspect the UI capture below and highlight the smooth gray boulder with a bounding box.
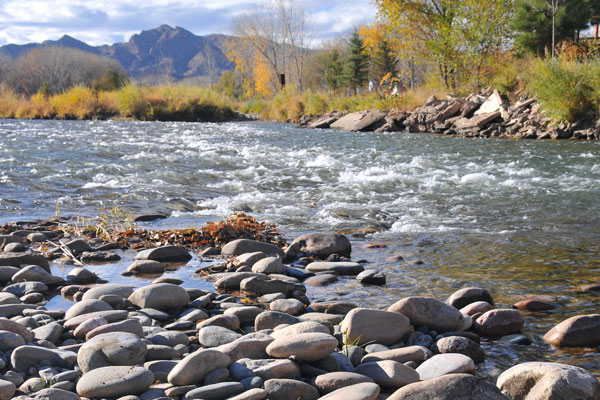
[306,262,364,275]
[11,346,77,371]
[264,378,319,400]
[0,267,19,283]
[76,366,153,398]
[266,332,339,362]
[168,349,232,386]
[81,284,134,300]
[251,257,283,274]
[217,332,275,362]
[77,332,147,373]
[11,265,63,285]
[0,330,25,351]
[126,260,165,275]
[214,272,267,291]
[287,233,351,259]
[221,239,285,259]
[183,382,244,400]
[0,379,16,400]
[318,382,380,400]
[128,283,190,310]
[32,322,63,344]
[354,360,420,390]
[0,318,35,341]
[66,267,99,284]
[134,245,192,263]
[388,297,465,333]
[340,308,412,346]
[63,310,128,330]
[64,299,113,320]
[388,373,507,400]
[415,353,476,380]
[3,282,48,296]
[198,326,243,347]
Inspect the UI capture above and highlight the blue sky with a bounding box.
[0,0,378,46]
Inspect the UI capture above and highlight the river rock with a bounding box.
[543,314,600,347]
[128,283,190,310]
[0,380,16,400]
[460,301,494,316]
[340,308,412,346]
[145,344,181,361]
[4,282,48,296]
[0,266,19,283]
[86,318,144,339]
[415,353,476,380]
[224,306,264,326]
[356,269,386,285]
[183,382,244,400]
[388,297,465,333]
[388,373,507,400]
[266,332,339,362]
[432,336,485,363]
[168,349,232,385]
[199,326,243,347]
[313,372,374,395]
[474,309,524,336]
[446,287,494,309]
[255,311,300,331]
[215,272,267,290]
[240,277,298,296]
[513,299,555,311]
[0,235,24,245]
[361,346,431,364]
[310,302,357,315]
[11,265,63,285]
[64,239,92,254]
[82,284,134,300]
[0,318,35,342]
[126,260,165,275]
[0,330,26,350]
[226,388,267,400]
[63,309,128,330]
[251,257,283,274]
[287,233,351,259]
[270,320,330,339]
[149,330,190,346]
[354,360,419,389]
[235,358,301,380]
[319,382,380,400]
[305,262,364,275]
[11,346,77,371]
[304,274,338,286]
[135,245,192,262]
[76,366,154,398]
[66,267,99,284]
[32,322,63,344]
[496,361,600,400]
[197,314,240,331]
[269,298,305,315]
[222,239,285,258]
[77,332,147,373]
[217,332,275,361]
[72,317,107,339]
[64,299,113,320]
[264,378,319,400]
[31,388,80,400]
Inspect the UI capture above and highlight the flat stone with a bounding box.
[63,309,128,330]
[318,382,380,400]
[354,360,420,389]
[415,353,476,380]
[128,283,190,310]
[168,349,232,386]
[269,298,305,315]
[304,274,338,286]
[356,269,386,285]
[361,346,432,364]
[0,318,35,342]
[388,373,507,400]
[77,332,147,373]
[66,267,99,284]
[196,314,240,331]
[4,282,48,297]
[313,372,374,395]
[32,322,63,344]
[198,326,243,347]
[446,287,494,309]
[217,332,275,362]
[221,239,285,259]
[235,358,301,380]
[340,308,412,346]
[224,306,263,326]
[11,346,77,371]
[266,332,338,362]
[126,260,165,275]
[255,311,300,331]
[81,284,134,300]
[215,272,268,291]
[513,299,555,311]
[64,299,113,320]
[251,257,283,274]
[76,366,153,398]
[86,318,144,339]
[240,277,298,296]
[432,336,485,363]
[460,301,494,316]
[271,321,330,339]
[264,378,319,400]
[474,309,524,337]
[287,233,351,259]
[388,297,465,333]
[310,302,357,315]
[135,245,192,263]
[183,382,244,400]
[496,361,600,400]
[0,330,26,351]
[543,314,600,347]
[306,262,364,275]
[11,265,63,285]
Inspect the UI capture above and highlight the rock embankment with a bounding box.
[0,223,599,399]
[299,89,600,140]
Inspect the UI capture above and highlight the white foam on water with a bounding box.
[460,173,495,184]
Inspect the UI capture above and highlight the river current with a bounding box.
[1,119,599,376]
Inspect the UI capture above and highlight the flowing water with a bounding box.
[1,119,599,377]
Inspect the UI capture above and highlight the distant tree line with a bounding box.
[0,47,128,96]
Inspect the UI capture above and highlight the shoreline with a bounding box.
[0,214,598,399]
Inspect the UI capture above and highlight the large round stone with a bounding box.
[388,297,465,333]
[0,379,16,400]
[340,308,412,346]
[314,372,374,395]
[266,332,339,362]
[198,326,243,347]
[270,321,330,339]
[82,284,134,300]
[354,360,419,390]
[11,265,63,285]
[64,299,113,320]
[134,245,192,263]
[388,373,507,400]
[128,283,190,310]
[361,346,431,364]
[76,366,154,398]
[432,336,485,363]
[252,257,283,274]
[11,346,77,371]
[221,239,285,259]
[474,309,524,337]
[126,260,165,275]
[0,330,25,351]
[446,287,494,309]
[497,362,600,400]
[264,378,319,400]
[168,349,231,385]
[287,233,351,259]
[543,314,600,347]
[415,353,476,380]
[305,262,364,276]
[77,332,147,373]
[318,382,380,400]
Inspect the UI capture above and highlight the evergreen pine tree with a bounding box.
[325,49,344,92]
[344,31,370,95]
[372,40,398,84]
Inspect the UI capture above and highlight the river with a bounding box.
[1,119,599,377]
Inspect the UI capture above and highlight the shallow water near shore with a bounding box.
[1,119,600,377]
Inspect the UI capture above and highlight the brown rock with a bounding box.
[543,314,600,347]
[340,308,412,346]
[474,309,524,337]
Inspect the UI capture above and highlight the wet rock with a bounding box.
[168,349,231,386]
[135,245,192,263]
[240,277,298,296]
[266,332,339,362]
[82,284,134,300]
[432,336,485,363]
[63,310,128,330]
[305,262,364,275]
[134,214,168,222]
[149,330,190,347]
[32,322,63,344]
[354,360,420,390]
[0,330,26,350]
[4,282,48,297]
[251,256,283,274]
[221,239,285,259]
[388,297,465,333]
[304,274,338,286]
[415,353,476,380]
[11,346,77,371]
[318,382,380,400]
[64,299,113,320]
[361,346,431,364]
[310,302,357,315]
[224,306,263,326]
[269,298,305,315]
[76,366,154,398]
[217,332,275,362]
[513,299,555,311]
[215,272,267,291]
[446,287,494,309]
[0,266,19,283]
[0,235,25,246]
[497,362,600,400]
[126,260,165,275]
[12,265,63,285]
[3,242,25,252]
[128,283,190,310]
[234,252,267,269]
[197,314,240,331]
[0,318,35,342]
[64,239,92,255]
[356,269,386,285]
[460,301,494,316]
[183,382,244,400]
[153,276,184,285]
[80,251,121,263]
[341,308,412,346]
[264,378,319,400]
[543,314,600,347]
[287,233,351,259]
[77,332,147,373]
[388,373,507,400]
[198,326,243,347]
[474,309,524,337]
[86,318,144,339]
[66,267,99,284]
[313,372,374,395]
[235,358,301,380]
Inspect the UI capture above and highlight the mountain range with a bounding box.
[0,25,235,81]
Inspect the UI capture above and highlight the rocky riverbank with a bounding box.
[0,215,599,400]
[298,89,600,140]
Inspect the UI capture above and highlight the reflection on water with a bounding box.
[1,119,599,376]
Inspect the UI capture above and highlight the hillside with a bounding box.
[0,25,235,81]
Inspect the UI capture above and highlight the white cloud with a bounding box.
[0,0,376,46]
